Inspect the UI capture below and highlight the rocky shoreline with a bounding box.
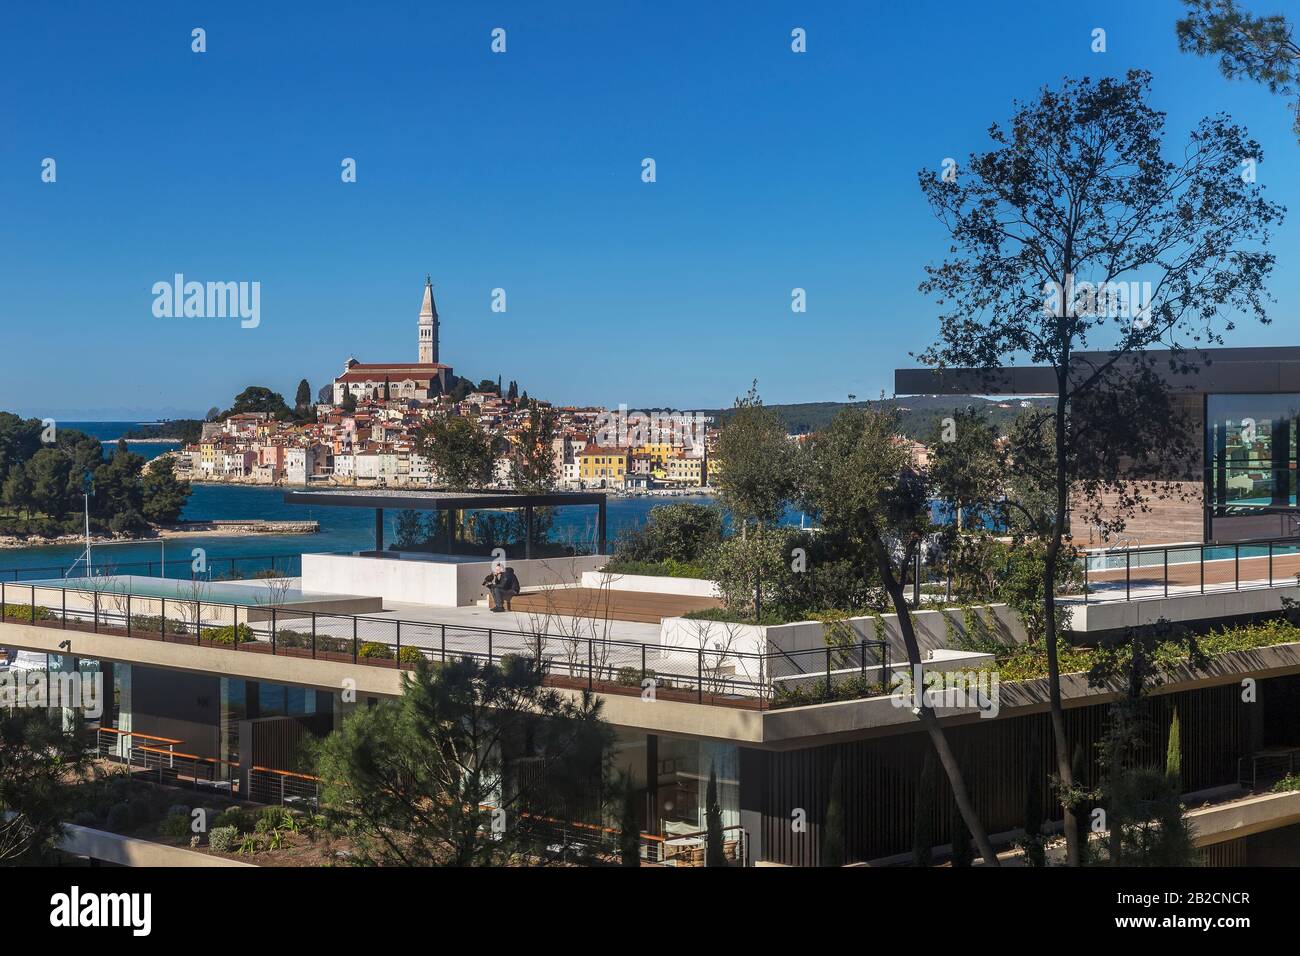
[0,519,318,551]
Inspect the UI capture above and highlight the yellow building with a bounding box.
[579,445,630,487]
[664,453,707,486]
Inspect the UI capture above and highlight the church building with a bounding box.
[331,276,454,404]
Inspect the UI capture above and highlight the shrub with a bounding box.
[128,796,154,828]
[1,603,54,623]
[398,646,423,664]
[255,806,290,833]
[167,803,191,819]
[215,806,251,832]
[616,666,657,687]
[274,629,313,649]
[1273,773,1300,794]
[160,813,191,839]
[208,826,238,853]
[70,810,100,828]
[105,803,133,833]
[357,641,393,660]
[201,623,256,645]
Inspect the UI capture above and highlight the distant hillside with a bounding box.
[688,395,1052,440]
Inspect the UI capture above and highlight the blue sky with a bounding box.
[1,0,1297,419]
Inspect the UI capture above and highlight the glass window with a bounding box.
[1207,394,1300,511]
[655,736,739,837]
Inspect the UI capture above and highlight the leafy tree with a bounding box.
[141,456,192,524]
[927,406,1001,532]
[0,710,92,865]
[508,399,557,492]
[705,761,725,867]
[713,382,798,619]
[714,382,797,531]
[615,502,724,564]
[313,656,611,866]
[414,414,494,490]
[804,407,998,865]
[918,70,1282,865]
[1177,0,1300,139]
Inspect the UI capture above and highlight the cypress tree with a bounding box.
[821,757,845,867]
[913,750,936,866]
[1166,706,1183,785]
[705,760,726,867]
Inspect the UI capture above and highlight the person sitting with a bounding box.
[486,564,521,612]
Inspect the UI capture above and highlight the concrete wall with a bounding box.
[581,570,720,598]
[656,604,1026,664]
[301,552,605,606]
[1070,582,1300,632]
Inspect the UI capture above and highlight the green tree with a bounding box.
[24,448,75,519]
[1088,621,1207,866]
[918,70,1282,865]
[294,378,313,418]
[224,386,292,420]
[1,463,33,519]
[617,770,641,867]
[804,407,998,865]
[1177,0,1300,139]
[615,502,724,564]
[141,456,192,524]
[313,656,611,866]
[713,382,797,531]
[705,761,726,867]
[0,413,42,488]
[341,390,357,414]
[1167,706,1183,784]
[508,399,557,492]
[927,406,1001,532]
[414,414,494,491]
[913,751,936,867]
[92,450,148,535]
[0,710,92,865]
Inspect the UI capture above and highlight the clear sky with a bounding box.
[2,0,1297,419]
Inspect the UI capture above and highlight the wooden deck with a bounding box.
[507,587,722,624]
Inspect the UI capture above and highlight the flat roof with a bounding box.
[283,488,607,510]
[895,346,1300,397]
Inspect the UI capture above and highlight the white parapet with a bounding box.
[302,552,607,607]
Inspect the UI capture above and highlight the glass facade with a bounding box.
[1207,394,1300,540]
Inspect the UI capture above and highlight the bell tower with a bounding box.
[418,275,438,364]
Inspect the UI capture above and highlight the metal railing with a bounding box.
[1,581,890,710]
[1080,534,1300,605]
[0,552,307,583]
